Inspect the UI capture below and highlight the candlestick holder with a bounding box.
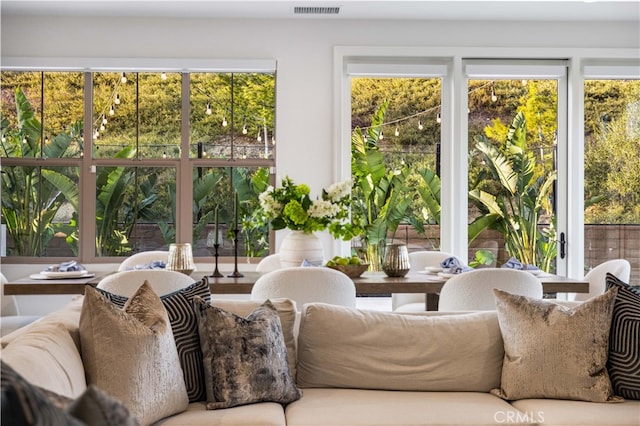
[228,228,244,278]
[209,243,224,278]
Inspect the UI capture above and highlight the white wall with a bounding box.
[1,16,638,314]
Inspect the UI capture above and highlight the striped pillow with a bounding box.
[605,273,640,400]
[95,278,211,402]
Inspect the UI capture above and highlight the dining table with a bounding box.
[4,269,589,311]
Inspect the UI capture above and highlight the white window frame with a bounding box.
[335,46,639,278]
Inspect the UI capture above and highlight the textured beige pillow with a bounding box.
[1,322,87,399]
[80,283,188,425]
[211,298,298,377]
[296,303,503,391]
[491,288,622,403]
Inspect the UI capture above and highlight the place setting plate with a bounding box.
[30,271,95,280]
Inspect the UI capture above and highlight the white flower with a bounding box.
[259,188,282,216]
[326,180,351,202]
[308,199,340,219]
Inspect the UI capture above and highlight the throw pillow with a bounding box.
[68,385,140,426]
[1,360,82,426]
[491,288,622,403]
[194,298,301,410]
[96,278,211,402]
[80,283,188,425]
[605,272,640,399]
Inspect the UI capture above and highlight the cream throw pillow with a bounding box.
[297,303,504,391]
[80,283,188,425]
[491,288,622,403]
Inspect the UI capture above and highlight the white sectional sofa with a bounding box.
[1,285,638,426]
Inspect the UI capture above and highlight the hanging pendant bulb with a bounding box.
[491,87,498,102]
[44,136,50,145]
[161,72,167,80]
[394,127,399,137]
[257,130,262,142]
[436,112,442,124]
[379,130,384,140]
[102,114,108,125]
[100,123,105,131]
[115,94,121,105]
[162,151,167,159]
[418,120,424,130]
[109,105,115,116]
[206,102,212,115]
[120,72,127,83]
[242,124,248,134]
[222,117,228,127]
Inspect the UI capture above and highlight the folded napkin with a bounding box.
[440,256,473,274]
[44,260,86,272]
[501,257,540,271]
[127,260,166,270]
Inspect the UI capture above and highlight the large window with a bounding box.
[583,66,640,285]
[1,67,276,261]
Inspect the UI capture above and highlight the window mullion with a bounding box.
[80,71,97,262]
[175,72,193,244]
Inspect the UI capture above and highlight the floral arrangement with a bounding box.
[258,176,359,240]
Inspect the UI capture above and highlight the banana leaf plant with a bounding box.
[351,100,413,271]
[0,88,80,256]
[469,111,557,271]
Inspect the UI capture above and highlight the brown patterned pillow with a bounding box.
[491,288,622,403]
[194,298,301,410]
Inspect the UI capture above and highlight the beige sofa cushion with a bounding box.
[285,388,535,426]
[211,298,298,378]
[80,283,188,425]
[511,399,640,425]
[297,303,503,391]
[491,288,621,403]
[154,402,286,425]
[1,321,86,399]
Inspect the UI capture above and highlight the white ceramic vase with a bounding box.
[279,231,324,268]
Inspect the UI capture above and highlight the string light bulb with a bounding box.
[436,112,442,124]
[257,130,262,142]
[418,120,424,130]
[102,114,108,125]
[23,137,28,144]
[242,124,248,134]
[44,136,50,145]
[222,117,228,127]
[394,127,399,137]
[115,94,121,105]
[206,102,212,115]
[120,72,127,83]
[93,129,99,139]
[109,105,115,116]
[162,151,167,159]
[161,72,167,80]
[100,123,105,131]
[379,130,384,140]
[1,135,5,143]
[491,87,497,102]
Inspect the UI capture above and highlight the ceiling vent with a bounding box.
[293,6,341,15]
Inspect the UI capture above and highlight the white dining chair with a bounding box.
[97,269,197,297]
[438,268,543,311]
[118,250,169,271]
[1,273,41,337]
[392,250,455,311]
[251,267,356,311]
[573,259,631,302]
[256,253,282,273]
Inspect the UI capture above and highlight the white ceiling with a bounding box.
[2,0,639,22]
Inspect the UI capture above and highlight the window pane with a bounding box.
[584,79,640,285]
[1,71,84,158]
[350,77,442,265]
[193,166,270,258]
[190,73,275,160]
[95,166,176,256]
[468,79,558,271]
[93,72,181,159]
[1,165,79,257]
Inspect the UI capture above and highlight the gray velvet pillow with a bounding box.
[491,288,622,403]
[194,298,301,410]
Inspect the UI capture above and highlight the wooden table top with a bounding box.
[3,270,589,296]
